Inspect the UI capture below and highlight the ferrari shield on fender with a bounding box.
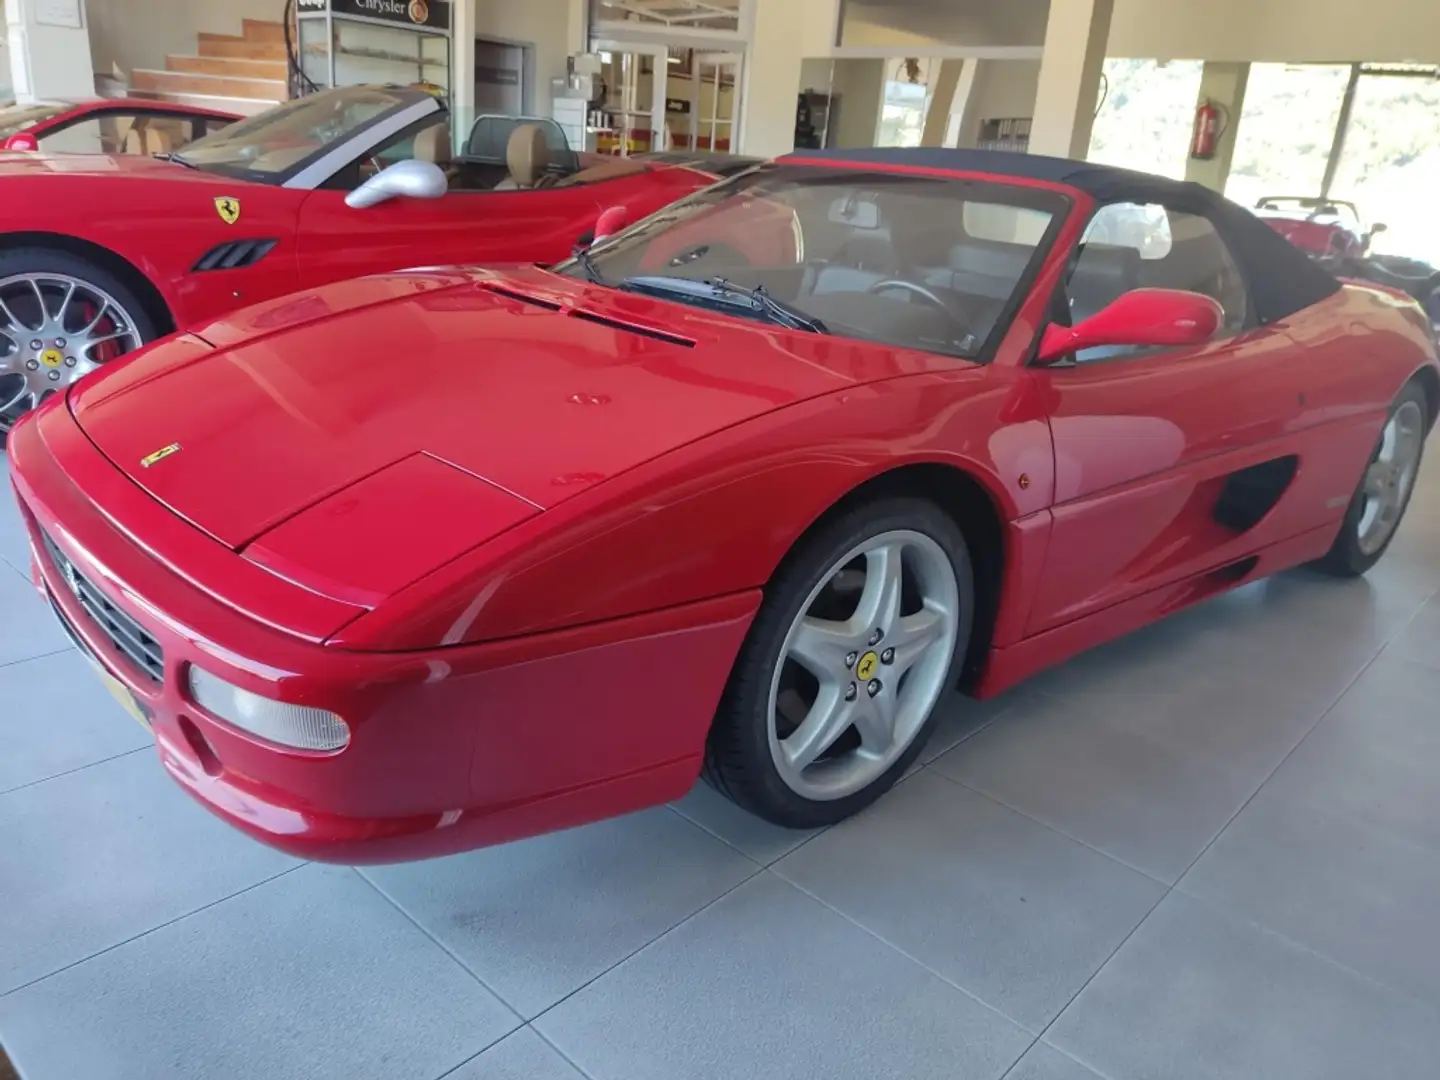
[214,196,241,225]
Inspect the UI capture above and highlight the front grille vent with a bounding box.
[42,533,164,683]
[192,239,278,273]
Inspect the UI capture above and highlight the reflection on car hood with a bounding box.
[69,267,935,563]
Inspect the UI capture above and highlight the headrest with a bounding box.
[412,124,452,165]
[507,124,550,188]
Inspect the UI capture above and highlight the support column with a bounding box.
[1185,61,1250,191]
[920,59,967,147]
[451,0,475,118]
[1028,0,1113,159]
[738,0,840,158]
[5,0,95,103]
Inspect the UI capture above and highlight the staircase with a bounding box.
[129,19,289,117]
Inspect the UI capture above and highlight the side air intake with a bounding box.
[192,239,279,273]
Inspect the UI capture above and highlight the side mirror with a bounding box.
[2,133,38,152]
[594,205,629,244]
[1370,222,1388,235]
[345,159,448,210]
[1035,288,1223,365]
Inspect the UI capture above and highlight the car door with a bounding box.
[291,116,608,289]
[1024,201,1311,636]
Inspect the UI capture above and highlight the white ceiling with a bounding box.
[594,0,742,29]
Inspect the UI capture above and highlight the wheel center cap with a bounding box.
[38,348,63,369]
[855,650,880,681]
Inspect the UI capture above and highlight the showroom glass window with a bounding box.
[1068,202,1250,363]
[558,165,1066,359]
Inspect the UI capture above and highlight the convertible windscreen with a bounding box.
[172,86,415,182]
[555,164,1067,359]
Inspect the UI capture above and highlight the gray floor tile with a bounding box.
[0,866,519,1080]
[0,561,69,667]
[1004,1043,1105,1080]
[933,693,1259,883]
[447,1028,585,1080]
[364,807,757,1018]
[775,770,1164,1029]
[0,650,152,794]
[0,751,300,993]
[1261,653,1440,854]
[920,687,1027,763]
[1047,891,1440,1080]
[537,872,1031,1080]
[670,782,820,864]
[0,460,31,576]
[1184,778,1440,1007]
[1387,594,1440,670]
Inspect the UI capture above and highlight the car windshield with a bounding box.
[174,86,418,181]
[0,103,65,138]
[555,164,1066,359]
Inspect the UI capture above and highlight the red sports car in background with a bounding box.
[9,149,1437,863]
[0,96,237,154]
[1255,195,1440,327]
[0,86,729,438]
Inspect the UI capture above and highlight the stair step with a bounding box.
[129,90,278,117]
[198,34,287,62]
[131,68,288,101]
[242,19,287,44]
[167,54,288,81]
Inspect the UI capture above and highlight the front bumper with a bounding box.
[9,404,758,863]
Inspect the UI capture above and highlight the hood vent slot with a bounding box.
[192,239,278,273]
[567,309,696,348]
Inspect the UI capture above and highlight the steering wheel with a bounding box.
[867,278,952,314]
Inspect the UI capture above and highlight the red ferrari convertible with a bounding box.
[0,85,732,437]
[0,96,237,154]
[10,149,1437,863]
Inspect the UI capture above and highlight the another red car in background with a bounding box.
[0,86,729,438]
[10,149,1437,863]
[0,97,237,154]
[1255,195,1440,328]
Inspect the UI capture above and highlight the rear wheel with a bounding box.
[1313,381,1429,576]
[0,249,156,446]
[704,497,973,829]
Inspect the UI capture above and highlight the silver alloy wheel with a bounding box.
[0,273,144,430]
[767,529,959,801]
[1357,399,1425,555]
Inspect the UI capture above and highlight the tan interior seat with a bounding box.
[495,124,551,190]
[125,123,174,156]
[412,124,453,166]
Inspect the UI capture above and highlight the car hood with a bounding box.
[69,267,923,607]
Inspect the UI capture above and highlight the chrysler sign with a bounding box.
[298,0,451,32]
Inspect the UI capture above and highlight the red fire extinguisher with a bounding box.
[1190,100,1221,160]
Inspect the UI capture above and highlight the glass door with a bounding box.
[594,41,667,156]
[690,51,742,154]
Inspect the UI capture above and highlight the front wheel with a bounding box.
[1313,381,1429,576]
[0,249,156,445]
[704,497,974,829]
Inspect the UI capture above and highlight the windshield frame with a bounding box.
[172,86,444,189]
[552,162,1073,364]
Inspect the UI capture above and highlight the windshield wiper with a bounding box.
[618,274,827,333]
[571,245,606,284]
[709,278,828,333]
[152,152,197,169]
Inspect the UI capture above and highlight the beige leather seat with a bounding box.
[123,124,175,156]
[495,124,551,190]
[412,124,453,167]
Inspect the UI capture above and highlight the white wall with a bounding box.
[86,0,275,76]
[473,0,581,116]
[956,58,1040,146]
[840,0,1047,48]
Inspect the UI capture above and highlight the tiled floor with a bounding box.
[3,449,1440,1080]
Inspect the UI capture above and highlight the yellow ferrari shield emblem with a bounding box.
[39,348,64,368]
[140,443,181,469]
[214,196,241,225]
[855,651,880,681]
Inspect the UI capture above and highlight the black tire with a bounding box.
[0,247,159,448]
[1312,379,1430,577]
[703,496,975,829]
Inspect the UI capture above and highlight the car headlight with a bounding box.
[187,666,350,752]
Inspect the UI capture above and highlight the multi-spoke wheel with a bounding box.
[1315,380,1430,576]
[705,497,973,828]
[0,250,155,443]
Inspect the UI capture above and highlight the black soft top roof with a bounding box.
[780,147,1342,326]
